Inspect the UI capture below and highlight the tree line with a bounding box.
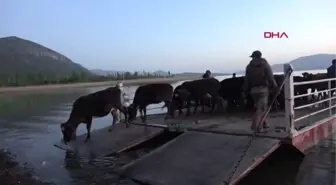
[0,71,173,87]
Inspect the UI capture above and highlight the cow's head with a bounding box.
[60,123,74,144]
[127,104,138,121]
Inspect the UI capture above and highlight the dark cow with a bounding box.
[172,84,189,116]
[174,78,222,116]
[128,83,174,122]
[60,86,128,144]
[219,76,246,111]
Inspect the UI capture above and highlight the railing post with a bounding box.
[284,64,295,137]
[328,80,332,116]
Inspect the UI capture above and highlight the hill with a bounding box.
[270,54,335,72]
[0,36,92,76]
[235,54,335,74]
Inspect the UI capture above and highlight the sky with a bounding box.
[1,0,335,73]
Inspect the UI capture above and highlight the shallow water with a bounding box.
[0,71,335,185]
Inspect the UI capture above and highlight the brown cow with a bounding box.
[60,86,129,144]
[128,83,174,122]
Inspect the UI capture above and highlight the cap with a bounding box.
[250,50,262,58]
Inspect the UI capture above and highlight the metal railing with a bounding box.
[284,64,336,137]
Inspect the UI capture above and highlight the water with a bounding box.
[0,70,334,185]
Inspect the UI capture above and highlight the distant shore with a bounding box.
[0,76,199,93]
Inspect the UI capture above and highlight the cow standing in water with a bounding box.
[60,86,129,144]
[128,83,174,122]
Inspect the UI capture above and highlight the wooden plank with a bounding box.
[120,132,280,185]
[54,123,163,159]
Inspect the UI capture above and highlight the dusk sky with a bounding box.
[1,0,335,73]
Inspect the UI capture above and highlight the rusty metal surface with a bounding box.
[58,123,163,159]
[120,132,280,185]
[292,116,336,152]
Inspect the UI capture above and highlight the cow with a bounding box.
[128,83,174,123]
[172,85,188,116]
[174,78,222,116]
[219,77,247,111]
[60,86,129,144]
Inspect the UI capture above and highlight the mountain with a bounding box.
[0,36,92,76]
[235,54,336,74]
[270,54,335,72]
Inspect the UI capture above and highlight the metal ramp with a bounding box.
[120,132,281,185]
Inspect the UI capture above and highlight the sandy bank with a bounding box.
[0,76,199,93]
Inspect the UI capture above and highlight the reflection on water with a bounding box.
[0,74,334,185]
[295,133,336,185]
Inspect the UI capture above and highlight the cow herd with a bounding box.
[60,72,333,144]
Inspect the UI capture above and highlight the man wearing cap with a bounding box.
[242,50,278,132]
[202,70,211,79]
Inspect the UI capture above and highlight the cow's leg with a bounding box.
[85,117,93,142]
[140,106,146,122]
[186,100,191,116]
[210,96,218,113]
[178,100,183,116]
[193,100,199,114]
[119,106,129,128]
[201,99,205,113]
[72,129,77,141]
[109,109,118,132]
[143,106,147,122]
[164,101,173,120]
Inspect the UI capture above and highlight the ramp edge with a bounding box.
[118,132,187,173]
[229,142,281,185]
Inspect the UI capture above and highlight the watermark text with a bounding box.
[264,32,288,39]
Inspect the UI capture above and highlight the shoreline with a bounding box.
[0,76,199,93]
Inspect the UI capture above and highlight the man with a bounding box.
[202,70,211,79]
[327,59,336,78]
[242,50,278,132]
[232,73,236,78]
[327,59,336,94]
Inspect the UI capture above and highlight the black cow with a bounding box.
[219,77,246,111]
[172,85,189,116]
[128,83,174,122]
[60,86,128,144]
[174,78,222,116]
